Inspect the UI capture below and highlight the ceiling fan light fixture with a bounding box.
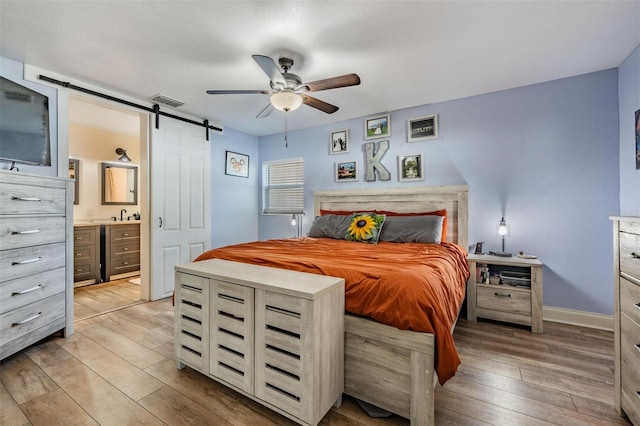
[270,91,303,112]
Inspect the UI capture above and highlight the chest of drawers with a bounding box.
[612,216,640,425]
[0,170,73,360]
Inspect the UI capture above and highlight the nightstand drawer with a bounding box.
[477,285,531,316]
[621,277,640,326]
[620,231,640,282]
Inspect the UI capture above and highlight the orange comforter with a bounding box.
[195,237,469,384]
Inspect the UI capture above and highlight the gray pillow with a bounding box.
[308,214,353,239]
[379,215,444,244]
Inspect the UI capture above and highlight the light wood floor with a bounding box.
[0,298,631,426]
[73,278,143,321]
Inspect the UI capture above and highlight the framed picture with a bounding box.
[635,109,639,170]
[398,154,424,182]
[335,161,357,182]
[330,129,349,154]
[225,151,249,178]
[365,114,391,140]
[407,114,438,142]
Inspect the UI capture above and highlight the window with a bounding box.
[262,157,304,214]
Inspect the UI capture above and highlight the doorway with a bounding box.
[68,96,148,320]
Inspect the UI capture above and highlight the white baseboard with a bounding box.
[543,306,613,331]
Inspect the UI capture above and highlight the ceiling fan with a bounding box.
[206,55,361,118]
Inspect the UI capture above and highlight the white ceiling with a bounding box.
[1,1,638,137]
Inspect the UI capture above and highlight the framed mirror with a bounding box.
[69,159,79,205]
[101,163,138,205]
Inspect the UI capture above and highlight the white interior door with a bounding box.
[150,116,210,300]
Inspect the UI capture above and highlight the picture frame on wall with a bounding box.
[365,114,391,140]
[398,154,424,182]
[330,129,349,154]
[335,161,357,182]
[225,150,249,178]
[407,114,438,142]
[636,109,640,170]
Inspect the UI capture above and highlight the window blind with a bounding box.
[262,157,304,214]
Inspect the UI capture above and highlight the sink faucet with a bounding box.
[120,209,127,221]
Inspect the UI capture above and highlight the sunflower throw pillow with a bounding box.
[345,212,386,244]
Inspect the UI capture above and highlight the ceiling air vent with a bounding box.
[148,94,184,108]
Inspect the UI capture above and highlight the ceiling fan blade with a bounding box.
[301,95,339,114]
[303,73,360,93]
[252,55,287,86]
[256,103,274,118]
[206,89,270,95]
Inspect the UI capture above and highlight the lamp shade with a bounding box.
[115,148,131,162]
[270,91,303,112]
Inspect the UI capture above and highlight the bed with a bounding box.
[194,185,469,425]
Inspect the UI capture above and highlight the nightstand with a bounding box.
[466,253,543,333]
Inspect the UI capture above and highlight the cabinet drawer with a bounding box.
[109,252,140,274]
[210,280,254,393]
[0,242,66,283]
[0,182,65,215]
[620,231,640,282]
[0,268,65,314]
[477,285,531,316]
[175,272,208,371]
[0,292,65,347]
[621,277,640,326]
[74,260,98,282]
[74,245,98,263]
[110,240,140,256]
[0,217,65,251]
[109,225,140,242]
[620,331,640,426]
[74,228,98,246]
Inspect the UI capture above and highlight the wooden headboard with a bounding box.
[314,185,469,250]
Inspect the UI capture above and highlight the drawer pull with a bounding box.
[12,256,43,265]
[122,233,129,237]
[494,292,512,298]
[76,253,83,257]
[12,284,43,296]
[123,261,129,265]
[635,343,640,353]
[12,312,42,326]
[76,268,83,272]
[11,196,42,202]
[631,252,640,259]
[75,236,82,240]
[11,229,42,235]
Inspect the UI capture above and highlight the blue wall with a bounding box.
[259,69,620,315]
[210,127,260,248]
[618,44,640,216]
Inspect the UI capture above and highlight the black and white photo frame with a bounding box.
[407,114,438,142]
[330,129,349,154]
